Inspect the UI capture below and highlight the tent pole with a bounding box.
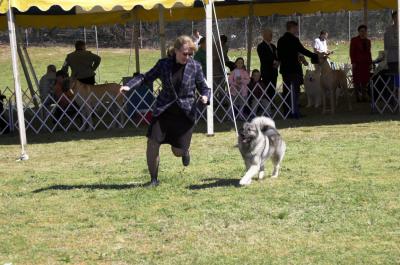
[206,0,214,136]
[158,5,166,58]
[246,2,254,72]
[25,29,28,47]
[18,28,39,91]
[363,0,368,26]
[398,0,400,114]
[16,31,39,110]
[134,21,140,73]
[83,27,87,43]
[7,6,29,161]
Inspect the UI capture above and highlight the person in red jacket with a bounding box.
[350,25,372,102]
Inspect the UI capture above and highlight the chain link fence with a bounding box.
[0,10,392,48]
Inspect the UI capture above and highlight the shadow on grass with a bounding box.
[32,182,152,193]
[187,178,240,190]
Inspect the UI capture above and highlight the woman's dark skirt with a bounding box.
[146,103,194,150]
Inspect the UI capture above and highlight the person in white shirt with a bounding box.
[384,11,398,73]
[192,29,202,48]
[313,30,329,54]
[313,30,331,70]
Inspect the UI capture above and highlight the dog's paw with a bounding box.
[258,171,265,180]
[239,178,252,186]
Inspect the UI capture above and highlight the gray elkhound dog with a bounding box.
[238,116,286,186]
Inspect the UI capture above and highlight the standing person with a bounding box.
[120,36,210,186]
[62,40,101,85]
[277,21,318,118]
[257,28,279,101]
[350,25,372,102]
[39,64,56,108]
[213,34,235,99]
[313,30,329,54]
[192,29,203,48]
[384,11,398,74]
[194,37,207,76]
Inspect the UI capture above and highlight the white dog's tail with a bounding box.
[251,116,276,132]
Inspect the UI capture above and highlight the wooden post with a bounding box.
[348,11,351,42]
[94,25,100,82]
[134,22,140,73]
[363,0,368,26]
[158,5,166,58]
[298,15,301,40]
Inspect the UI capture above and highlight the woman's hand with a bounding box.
[120,86,130,93]
[200,95,208,104]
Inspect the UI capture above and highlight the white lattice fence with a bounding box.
[1,78,295,135]
[371,74,400,114]
[0,87,13,135]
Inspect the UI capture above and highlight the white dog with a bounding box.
[304,69,322,108]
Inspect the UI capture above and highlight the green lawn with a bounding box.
[1,39,399,264]
[0,40,383,95]
[1,112,400,264]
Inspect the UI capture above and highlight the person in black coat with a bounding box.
[257,28,279,100]
[277,21,319,118]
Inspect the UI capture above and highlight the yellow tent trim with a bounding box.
[0,0,395,30]
[0,0,203,14]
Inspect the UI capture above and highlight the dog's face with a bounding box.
[305,70,314,82]
[239,122,258,144]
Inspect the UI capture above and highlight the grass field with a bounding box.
[1,113,400,264]
[0,40,384,94]
[1,40,400,264]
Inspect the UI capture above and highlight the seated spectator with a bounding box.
[194,37,206,76]
[53,70,80,125]
[39,64,56,108]
[248,69,268,116]
[228,57,250,119]
[372,51,388,74]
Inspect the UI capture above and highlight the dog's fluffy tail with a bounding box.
[251,116,276,132]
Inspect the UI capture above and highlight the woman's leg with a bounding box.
[171,147,190,167]
[146,138,161,185]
